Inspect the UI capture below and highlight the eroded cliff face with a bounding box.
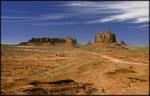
[91,31,127,50]
[19,37,78,48]
[94,31,117,43]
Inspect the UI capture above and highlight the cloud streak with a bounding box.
[65,1,149,24]
[2,1,149,26]
[33,21,78,26]
[1,14,67,22]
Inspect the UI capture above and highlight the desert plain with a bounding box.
[1,44,149,95]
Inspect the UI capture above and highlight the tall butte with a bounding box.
[95,30,117,43]
[65,36,73,48]
[93,30,120,47]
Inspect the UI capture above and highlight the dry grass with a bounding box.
[1,45,149,95]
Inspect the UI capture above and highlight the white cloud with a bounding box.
[1,16,33,19]
[2,1,149,26]
[1,14,66,22]
[34,15,65,21]
[134,17,149,23]
[139,24,149,28]
[65,1,149,24]
[33,21,78,26]
[100,2,149,23]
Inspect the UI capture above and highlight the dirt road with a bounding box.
[81,50,148,66]
[102,55,148,66]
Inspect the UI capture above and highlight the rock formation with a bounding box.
[66,36,73,48]
[120,40,127,45]
[19,37,78,47]
[87,40,91,45]
[92,30,127,49]
[19,37,65,46]
[94,31,117,43]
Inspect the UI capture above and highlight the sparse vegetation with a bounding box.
[1,44,149,95]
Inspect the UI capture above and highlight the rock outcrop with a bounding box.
[19,37,78,47]
[120,40,127,45]
[66,36,73,48]
[92,31,127,49]
[94,31,117,43]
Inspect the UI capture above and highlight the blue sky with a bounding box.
[1,1,149,45]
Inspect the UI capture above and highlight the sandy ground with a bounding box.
[1,45,149,95]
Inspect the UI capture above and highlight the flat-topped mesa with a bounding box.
[19,37,66,46]
[19,36,78,47]
[94,31,117,44]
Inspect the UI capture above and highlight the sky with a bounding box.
[1,1,149,45]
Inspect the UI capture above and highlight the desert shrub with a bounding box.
[51,38,66,44]
[28,37,66,44]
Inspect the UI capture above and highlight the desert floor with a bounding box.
[1,45,149,95]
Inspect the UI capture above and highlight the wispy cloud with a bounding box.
[99,2,148,23]
[65,1,149,24]
[33,21,78,26]
[139,24,149,28]
[1,14,66,22]
[1,16,33,19]
[34,15,65,21]
[2,1,149,26]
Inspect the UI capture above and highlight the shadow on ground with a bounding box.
[22,79,98,95]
